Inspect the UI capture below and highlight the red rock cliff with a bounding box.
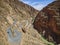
[33,0,60,44]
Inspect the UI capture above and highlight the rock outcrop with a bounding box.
[33,0,60,44]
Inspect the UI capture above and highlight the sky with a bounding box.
[20,0,54,10]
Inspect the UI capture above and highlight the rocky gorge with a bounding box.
[0,0,60,45]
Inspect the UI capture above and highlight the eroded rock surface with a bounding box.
[33,0,60,44]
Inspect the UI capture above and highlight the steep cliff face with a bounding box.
[33,0,60,44]
[0,0,40,45]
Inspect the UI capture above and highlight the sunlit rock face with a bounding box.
[0,0,40,45]
[33,0,60,44]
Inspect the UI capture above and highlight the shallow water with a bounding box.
[7,27,22,45]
